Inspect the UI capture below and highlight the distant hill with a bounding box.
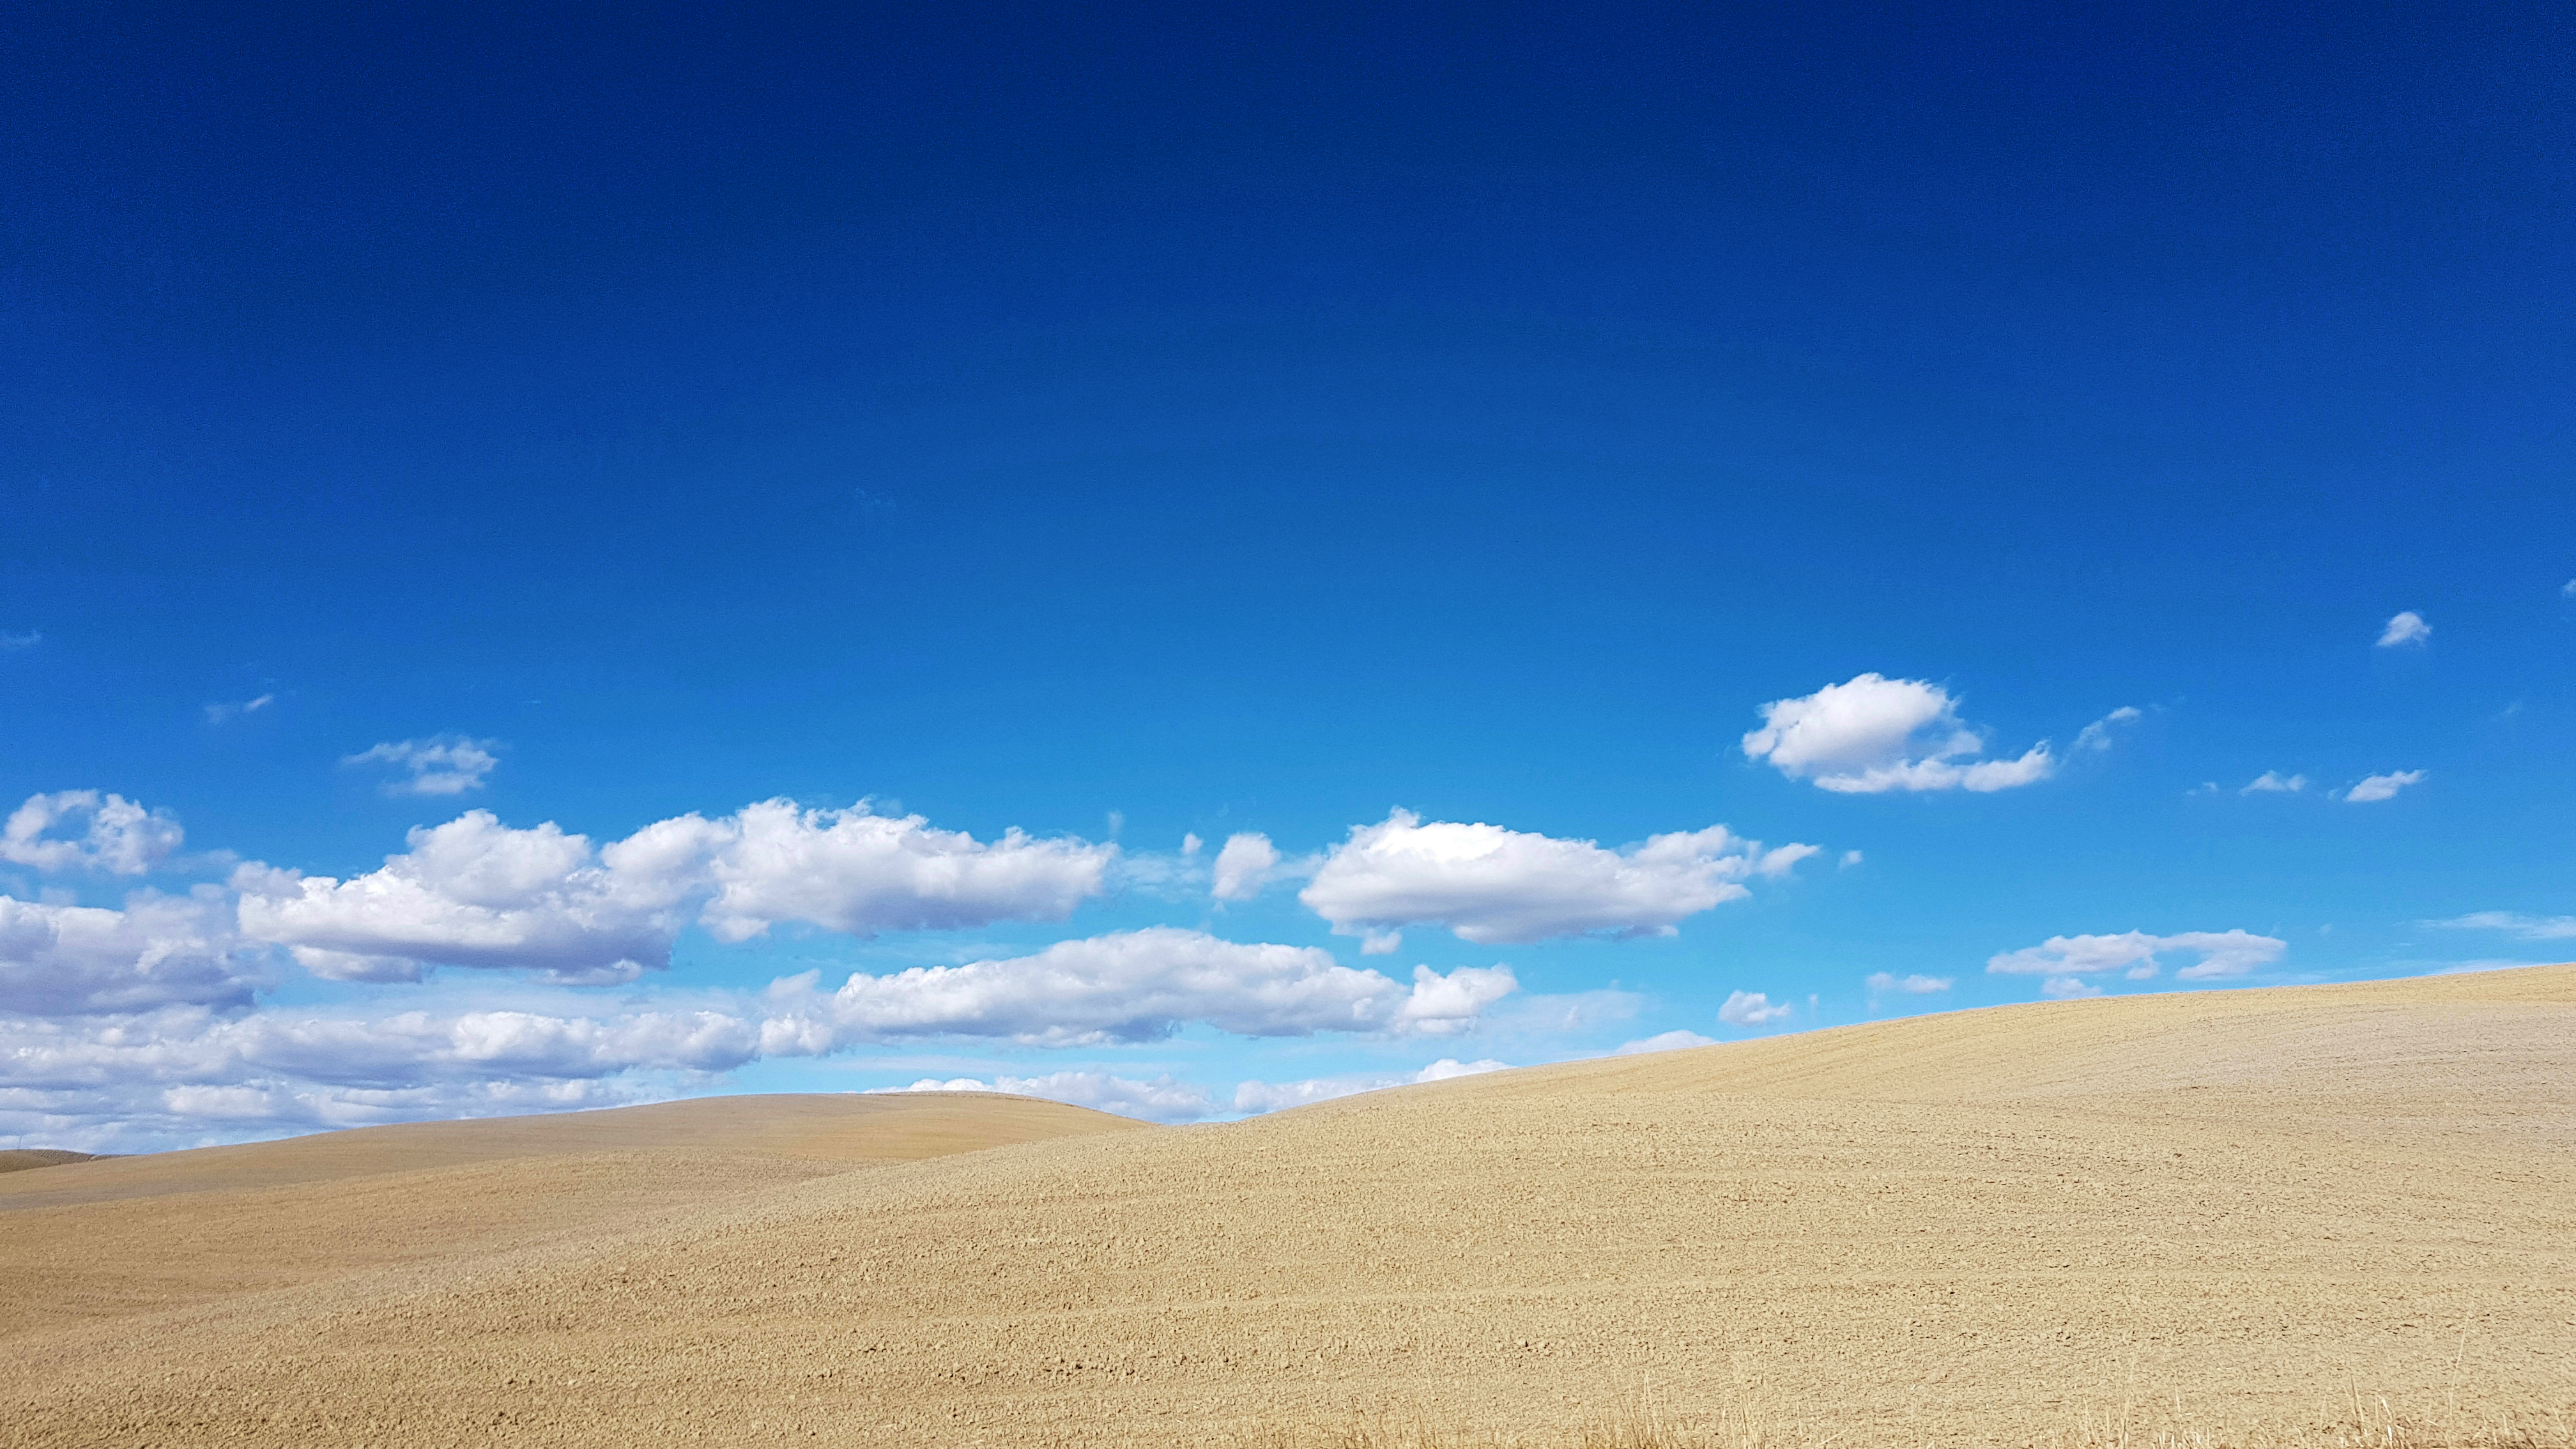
[0,1149,100,1174]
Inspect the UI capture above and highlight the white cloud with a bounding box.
[1,916,1513,1148]
[700,799,1112,941]
[1211,832,1284,901]
[0,1000,767,1151]
[204,694,276,725]
[2342,770,2426,803]
[2375,611,2432,648]
[1299,809,1811,952]
[1839,849,1864,868]
[1740,673,2057,793]
[1613,1029,1717,1055]
[1717,989,1793,1027]
[1,792,185,875]
[878,1070,1220,1124]
[346,737,500,796]
[2563,579,2576,600]
[0,803,1529,1147]
[2425,910,2576,941]
[235,801,1112,985]
[2073,705,2142,753]
[2241,771,2308,794]
[1389,963,1521,1034]
[1988,929,2286,986]
[235,811,712,985]
[2041,976,2103,1000]
[758,927,1518,1050]
[1865,971,1952,995]
[0,630,38,651]
[0,891,266,1015]
[1230,1056,1510,1114]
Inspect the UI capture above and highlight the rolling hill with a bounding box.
[4,966,2570,1447]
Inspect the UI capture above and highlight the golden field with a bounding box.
[4,965,2571,1448]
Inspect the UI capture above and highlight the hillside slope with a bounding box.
[0,1150,97,1174]
[0,1092,1140,1343]
[4,967,2570,1447]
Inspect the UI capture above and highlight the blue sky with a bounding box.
[4,2,2572,1147]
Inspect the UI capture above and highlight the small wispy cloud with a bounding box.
[0,629,40,651]
[2240,770,2306,794]
[1717,989,1793,1027]
[2341,769,2426,804]
[2375,611,2432,648]
[1865,971,1952,995]
[2072,705,2142,753]
[1232,1057,1511,1114]
[1613,1029,1717,1055]
[877,1070,1220,1123]
[1211,831,1285,901]
[1990,928,2285,985]
[204,694,277,726]
[2424,910,2576,941]
[343,736,500,796]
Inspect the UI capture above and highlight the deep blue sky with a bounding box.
[4,2,2571,1145]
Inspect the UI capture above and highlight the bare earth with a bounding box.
[4,966,2572,1447]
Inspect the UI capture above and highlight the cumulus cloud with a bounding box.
[1231,1056,1510,1114]
[758,928,1518,1050]
[203,694,275,726]
[3,924,1513,1147]
[2425,910,2576,941]
[699,799,1111,941]
[235,811,712,985]
[0,891,266,1015]
[1717,990,1793,1027]
[0,1000,769,1151]
[2341,770,2426,803]
[2375,611,2432,648]
[1865,971,1952,995]
[1299,809,1811,953]
[2041,976,2104,1000]
[1,792,185,875]
[1613,1029,1717,1055]
[1211,832,1284,901]
[346,737,500,796]
[234,801,1112,985]
[878,1070,1220,1123]
[1740,673,2058,793]
[1988,929,2286,987]
[2241,771,2308,794]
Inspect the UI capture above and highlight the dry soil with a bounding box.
[4,966,2572,1448]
